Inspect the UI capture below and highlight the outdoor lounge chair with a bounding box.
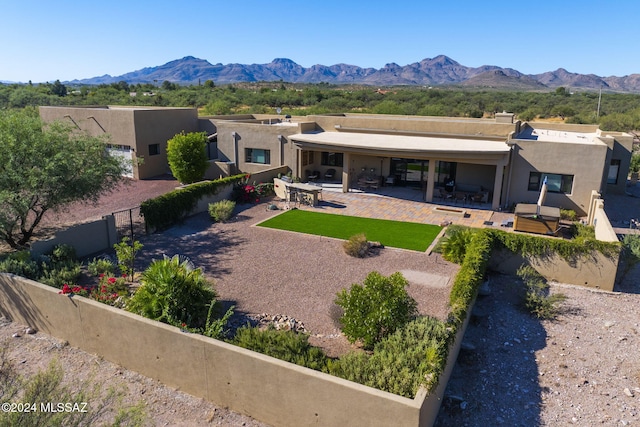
[324,168,336,180]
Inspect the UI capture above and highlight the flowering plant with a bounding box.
[231,175,274,204]
[59,283,89,297]
[88,274,128,307]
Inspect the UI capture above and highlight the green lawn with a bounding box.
[258,210,442,251]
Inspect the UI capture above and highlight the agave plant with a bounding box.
[126,254,216,328]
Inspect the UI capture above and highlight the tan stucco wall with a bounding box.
[488,247,619,291]
[506,139,609,215]
[204,118,306,176]
[39,106,198,180]
[0,274,445,427]
[30,215,118,258]
[597,130,634,194]
[308,114,518,138]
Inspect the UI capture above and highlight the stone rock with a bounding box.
[25,327,37,335]
[12,332,21,338]
[624,388,634,397]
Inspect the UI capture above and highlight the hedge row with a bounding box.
[140,174,245,231]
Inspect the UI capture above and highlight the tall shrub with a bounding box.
[166,131,208,184]
[335,271,417,350]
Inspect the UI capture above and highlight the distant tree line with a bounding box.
[1,80,640,132]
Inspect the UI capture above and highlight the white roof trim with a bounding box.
[289,132,511,154]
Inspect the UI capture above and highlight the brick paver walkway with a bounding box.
[283,187,511,229]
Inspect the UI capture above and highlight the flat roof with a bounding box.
[289,132,511,154]
[516,127,599,144]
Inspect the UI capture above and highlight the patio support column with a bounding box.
[426,158,436,202]
[342,152,351,193]
[492,160,506,210]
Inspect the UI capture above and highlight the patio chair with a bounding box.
[324,168,336,180]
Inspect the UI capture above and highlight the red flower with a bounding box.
[108,277,117,284]
[99,273,105,278]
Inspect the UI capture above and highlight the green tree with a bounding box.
[166,131,208,184]
[50,79,67,97]
[0,109,127,249]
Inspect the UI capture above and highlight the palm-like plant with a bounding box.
[127,254,216,328]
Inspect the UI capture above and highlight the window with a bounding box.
[245,148,270,164]
[321,152,343,167]
[149,143,160,156]
[302,150,314,167]
[607,159,621,184]
[528,172,574,194]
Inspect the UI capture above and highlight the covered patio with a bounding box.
[290,131,511,210]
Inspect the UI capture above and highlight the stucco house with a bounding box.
[40,106,633,216]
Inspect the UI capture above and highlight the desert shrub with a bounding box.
[49,244,77,263]
[201,304,235,340]
[517,264,566,319]
[87,257,116,277]
[343,233,369,258]
[335,271,418,349]
[0,345,148,426]
[39,264,82,289]
[208,199,236,222]
[232,326,330,372]
[328,316,452,397]
[0,251,41,279]
[113,237,143,281]
[127,254,216,329]
[439,226,476,264]
[560,209,578,221]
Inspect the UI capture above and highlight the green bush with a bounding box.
[166,131,209,184]
[328,316,452,397]
[87,257,116,276]
[140,174,244,231]
[343,233,369,258]
[39,264,81,289]
[39,244,82,288]
[439,226,476,264]
[231,326,330,372]
[560,209,578,221]
[448,228,493,325]
[516,264,566,320]
[335,271,418,349]
[127,254,217,328]
[0,251,41,279]
[208,199,236,222]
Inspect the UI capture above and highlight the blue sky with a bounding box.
[2,0,639,83]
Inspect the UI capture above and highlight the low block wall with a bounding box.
[31,216,118,258]
[488,248,619,291]
[0,273,468,427]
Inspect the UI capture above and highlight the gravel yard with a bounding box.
[2,179,640,426]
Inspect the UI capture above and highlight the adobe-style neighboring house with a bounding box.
[40,106,633,216]
[39,106,199,179]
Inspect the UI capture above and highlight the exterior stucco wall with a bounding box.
[309,114,518,138]
[209,120,300,175]
[39,106,198,180]
[507,139,608,215]
[488,247,619,291]
[598,131,634,194]
[131,108,198,179]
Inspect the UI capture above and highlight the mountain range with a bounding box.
[69,55,640,92]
